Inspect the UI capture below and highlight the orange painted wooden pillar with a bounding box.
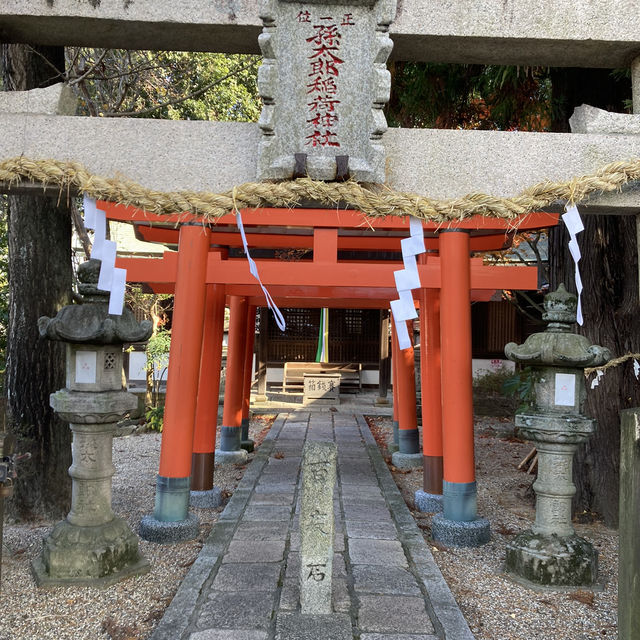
[419,285,444,496]
[439,230,477,521]
[240,305,257,450]
[217,295,249,463]
[151,223,210,526]
[390,319,399,449]
[190,284,225,492]
[394,320,420,457]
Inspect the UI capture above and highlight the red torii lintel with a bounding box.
[116,251,540,293]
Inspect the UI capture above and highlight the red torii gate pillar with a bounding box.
[415,284,444,512]
[429,230,490,546]
[391,321,422,468]
[240,305,257,452]
[189,283,226,508]
[216,295,250,464]
[139,223,210,542]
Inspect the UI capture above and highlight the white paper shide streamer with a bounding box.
[590,369,604,390]
[236,210,286,331]
[83,196,127,316]
[562,204,584,326]
[390,217,425,349]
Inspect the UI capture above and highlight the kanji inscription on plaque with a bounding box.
[257,0,396,182]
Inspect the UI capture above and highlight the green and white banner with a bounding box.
[315,308,329,363]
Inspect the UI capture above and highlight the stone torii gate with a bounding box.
[2,0,640,548]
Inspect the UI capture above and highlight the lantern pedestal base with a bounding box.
[505,530,598,588]
[32,516,149,587]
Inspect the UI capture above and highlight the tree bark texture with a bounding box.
[548,68,633,528]
[1,43,72,519]
[550,216,640,528]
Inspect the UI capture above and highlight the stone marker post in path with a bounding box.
[504,285,610,588]
[33,259,152,586]
[300,441,337,614]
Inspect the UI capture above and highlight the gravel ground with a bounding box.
[366,414,619,640]
[1,412,619,640]
[0,415,275,640]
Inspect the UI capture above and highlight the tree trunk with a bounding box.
[549,215,640,528]
[549,68,634,527]
[1,43,73,519]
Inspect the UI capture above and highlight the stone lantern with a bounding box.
[32,259,153,586]
[504,285,610,588]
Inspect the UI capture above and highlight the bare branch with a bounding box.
[101,58,259,118]
[68,49,108,86]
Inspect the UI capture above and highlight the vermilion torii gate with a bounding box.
[104,201,557,544]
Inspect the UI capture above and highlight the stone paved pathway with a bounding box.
[150,412,474,640]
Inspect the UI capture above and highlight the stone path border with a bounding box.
[150,412,474,640]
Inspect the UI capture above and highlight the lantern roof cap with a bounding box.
[505,285,611,368]
[38,259,152,345]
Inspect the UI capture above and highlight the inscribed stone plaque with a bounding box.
[300,441,337,614]
[257,0,397,182]
[303,373,340,404]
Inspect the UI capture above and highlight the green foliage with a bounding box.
[66,49,261,122]
[502,366,538,411]
[472,366,517,395]
[145,328,171,426]
[387,62,552,131]
[145,403,164,432]
[146,327,170,388]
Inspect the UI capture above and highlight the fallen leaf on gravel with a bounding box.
[143,609,164,623]
[101,616,138,640]
[568,590,595,607]
[502,434,526,443]
[495,523,517,536]
[273,451,285,459]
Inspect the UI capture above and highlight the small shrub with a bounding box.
[145,404,164,432]
[501,366,538,411]
[473,365,515,394]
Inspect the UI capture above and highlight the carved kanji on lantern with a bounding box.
[258,0,396,182]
